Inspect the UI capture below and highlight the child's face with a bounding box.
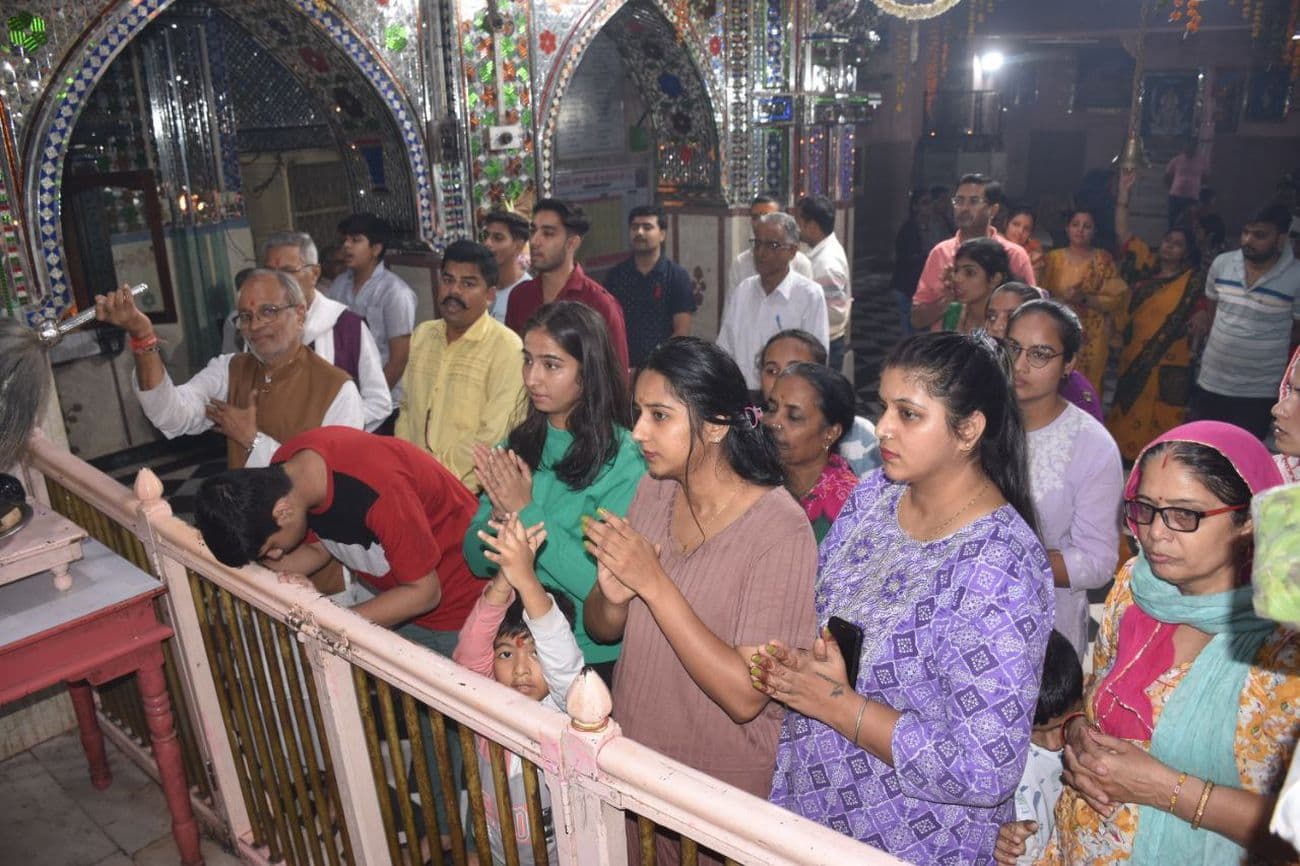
[1031,712,1072,752]
[493,634,547,701]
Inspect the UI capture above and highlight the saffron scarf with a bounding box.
[1094,421,1283,865]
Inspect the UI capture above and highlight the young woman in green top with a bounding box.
[464,301,645,683]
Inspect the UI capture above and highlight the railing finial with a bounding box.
[134,467,165,503]
[566,668,613,732]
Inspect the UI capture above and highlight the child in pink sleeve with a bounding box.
[453,514,584,865]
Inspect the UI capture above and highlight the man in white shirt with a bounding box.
[794,194,851,372]
[728,194,814,294]
[481,209,531,322]
[326,213,417,432]
[93,271,363,468]
[262,231,391,430]
[717,212,829,390]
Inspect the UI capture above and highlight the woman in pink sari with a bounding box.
[1272,346,1300,483]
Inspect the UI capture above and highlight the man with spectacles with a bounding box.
[480,209,531,323]
[727,194,814,295]
[94,271,363,469]
[911,173,1033,331]
[257,231,392,431]
[716,212,829,391]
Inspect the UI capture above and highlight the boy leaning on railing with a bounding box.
[453,513,585,866]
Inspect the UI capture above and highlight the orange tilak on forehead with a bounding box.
[515,635,527,648]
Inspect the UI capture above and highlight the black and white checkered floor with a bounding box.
[91,431,227,526]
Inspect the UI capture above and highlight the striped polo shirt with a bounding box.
[1198,247,1300,398]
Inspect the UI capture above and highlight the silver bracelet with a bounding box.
[851,696,868,748]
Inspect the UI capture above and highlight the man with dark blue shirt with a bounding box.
[604,204,696,369]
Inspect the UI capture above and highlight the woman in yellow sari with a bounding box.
[1105,222,1202,462]
[1041,208,1130,391]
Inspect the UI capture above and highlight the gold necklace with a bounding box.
[678,484,742,553]
[905,480,989,542]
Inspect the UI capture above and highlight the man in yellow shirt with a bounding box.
[396,240,525,491]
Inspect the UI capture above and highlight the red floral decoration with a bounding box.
[709,35,722,56]
[539,30,557,54]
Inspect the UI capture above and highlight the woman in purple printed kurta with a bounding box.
[757,332,1055,866]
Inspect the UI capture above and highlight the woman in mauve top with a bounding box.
[584,337,817,866]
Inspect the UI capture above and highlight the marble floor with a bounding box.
[0,730,242,866]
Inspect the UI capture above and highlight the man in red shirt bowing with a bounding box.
[195,426,480,654]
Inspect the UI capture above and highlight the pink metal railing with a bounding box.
[19,433,903,866]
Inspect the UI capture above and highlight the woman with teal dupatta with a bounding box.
[1033,421,1299,865]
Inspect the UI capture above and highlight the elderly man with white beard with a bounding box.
[95,270,363,469]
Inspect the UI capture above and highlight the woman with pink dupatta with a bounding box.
[1035,421,1300,865]
[1272,346,1300,483]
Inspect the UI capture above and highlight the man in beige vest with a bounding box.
[94,270,364,469]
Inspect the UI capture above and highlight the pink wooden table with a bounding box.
[0,539,203,866]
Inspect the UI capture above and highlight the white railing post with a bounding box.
[304,633,392,865]
[132,468,253,843]
[551,670,628,866]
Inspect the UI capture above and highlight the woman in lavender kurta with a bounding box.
[1008,300,1124,659]
[755,332,1055,866]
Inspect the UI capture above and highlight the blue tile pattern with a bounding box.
[24,0,433,322]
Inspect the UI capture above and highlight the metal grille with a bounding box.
[188,572,353,866]
[351,667,553,866]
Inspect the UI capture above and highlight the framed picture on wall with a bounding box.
[1140,72,1199,140]
[1245,68,1291,122]
[1211,69,1246,133]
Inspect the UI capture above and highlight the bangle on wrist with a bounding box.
[1061,710,1089,734]
[1168,771,1188,813]
[245,432,263,455]
[851,696,868,748]
[1191,780,1214,829]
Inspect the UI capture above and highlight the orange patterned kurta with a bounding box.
[1038,562,1300,865]
[1041,249,1130,394]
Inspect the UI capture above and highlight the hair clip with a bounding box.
[743,405,763,429]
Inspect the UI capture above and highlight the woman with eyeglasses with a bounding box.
[986,283,1105,424]
[1033,421,1298,866]
[1040,207,1130,393]
[1006,299,1123,659]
